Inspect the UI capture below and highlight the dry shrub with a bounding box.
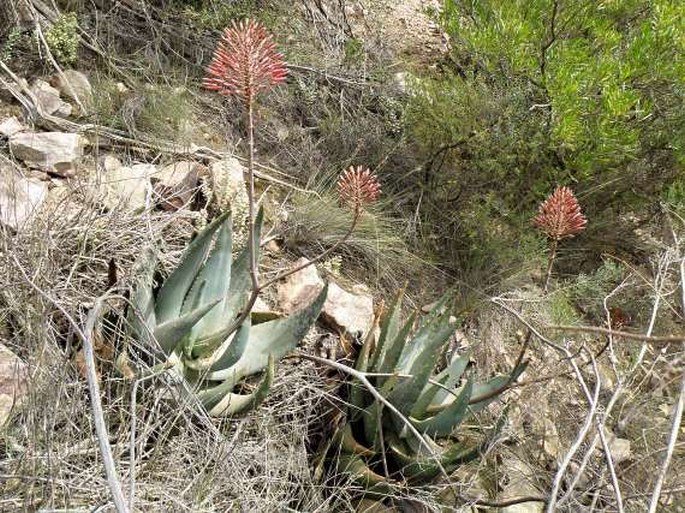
[0,184,336,511]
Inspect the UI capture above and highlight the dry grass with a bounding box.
[0,184,341,512]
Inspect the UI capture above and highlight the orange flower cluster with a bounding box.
[533,186,587,240]
[337,166,381,211]
[203,20,287,102]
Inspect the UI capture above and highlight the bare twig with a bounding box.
[647,257,685,513]
[547,325,685,344]
[12,256,129,513]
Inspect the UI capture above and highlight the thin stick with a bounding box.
[547,325,685,344]
[546,349,601,512]
[12,256,129,513]
[647,257,685,513]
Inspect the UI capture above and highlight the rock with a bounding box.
[0,170,48,231]
[0,116,25,138]
[49,70,93,113]
[277,257,325,314]
[151,161,205,211]
[0,344,28,425]
[100,154,122,173]
[100,163,154,211]
[204,157,250,242]
[499,458,544,513]
[322,281,374,337]
[10,132,86,177]
[605,429,631,464]
[276,258,374,337]
[30,79,72,117]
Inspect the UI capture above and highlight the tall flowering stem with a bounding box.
[204,20,287,297]
[204,22,381,337]
[533,186,587,291]
[260,166,382,290]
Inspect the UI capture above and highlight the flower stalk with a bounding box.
[204,21,381,336]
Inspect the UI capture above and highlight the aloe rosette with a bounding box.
[337,292,527,490]
[128,209,326,415]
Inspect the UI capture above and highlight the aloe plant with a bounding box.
[335,292,527,491]
[128,209,327,415]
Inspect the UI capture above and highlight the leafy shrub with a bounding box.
[45,12,80,65]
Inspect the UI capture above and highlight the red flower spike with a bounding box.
[533,186,587,240]
[337,165,382,211]
[203,19,287,102]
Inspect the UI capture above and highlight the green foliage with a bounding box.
[395,1,684,282]
[440,0,685,180]
[343,37,364,65]
[90,78,192,140]
[0,28,24,62]
[333,291,527,492]
[178,0,276,31]
[128,211,326,416]
[567,259,626,319]
[45,12,80,65]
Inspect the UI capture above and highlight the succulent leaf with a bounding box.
[183,214,233,337]
[155,212,230,324]
[233,284,327,377]
[387,310,455,415]
[412,353,470,418]
[468,360,528,413]
[335,290,525,493]
[153,298,221,355]
[411,378,473,437]
[206,318,251,378]
[200,354,275,416]
[374,312,416,382]
[369,290,403,371]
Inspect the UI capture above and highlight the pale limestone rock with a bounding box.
[500,458,544,513]
[0,170,48,231]
[205,157,249,242]
[151,161,205,211]
[604,429,632,464]
[0,116,25,138]
[277,257,325,314]
[100,163,154,211]
[0,343,28,425]
[322,281,374,337]
[9,132,86,177]
[30,79,72,117]
[276,257,375,336]
[50,70,93,112]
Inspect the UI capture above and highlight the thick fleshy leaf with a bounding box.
[200,354,275,416]
[395,293,452,372]
[128,250,157,345]
[411,379,473,437]
[411,352,470,419]
[387,310,455,415]
[369,290,403,372]
[468,360,528,412]
[192,208,265,350]
[336,453,391,492]
[362,400,382,452]
[223,207,263,320]
[339,424,375,457]
[183,214,233,337]
[155,212,230,323]
[231,283,327,378]
[152,299,220,354]
[205,317,251,380]
[350,312,379,411]
[374,313,416,386]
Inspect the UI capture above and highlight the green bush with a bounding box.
[45,12,80,65]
